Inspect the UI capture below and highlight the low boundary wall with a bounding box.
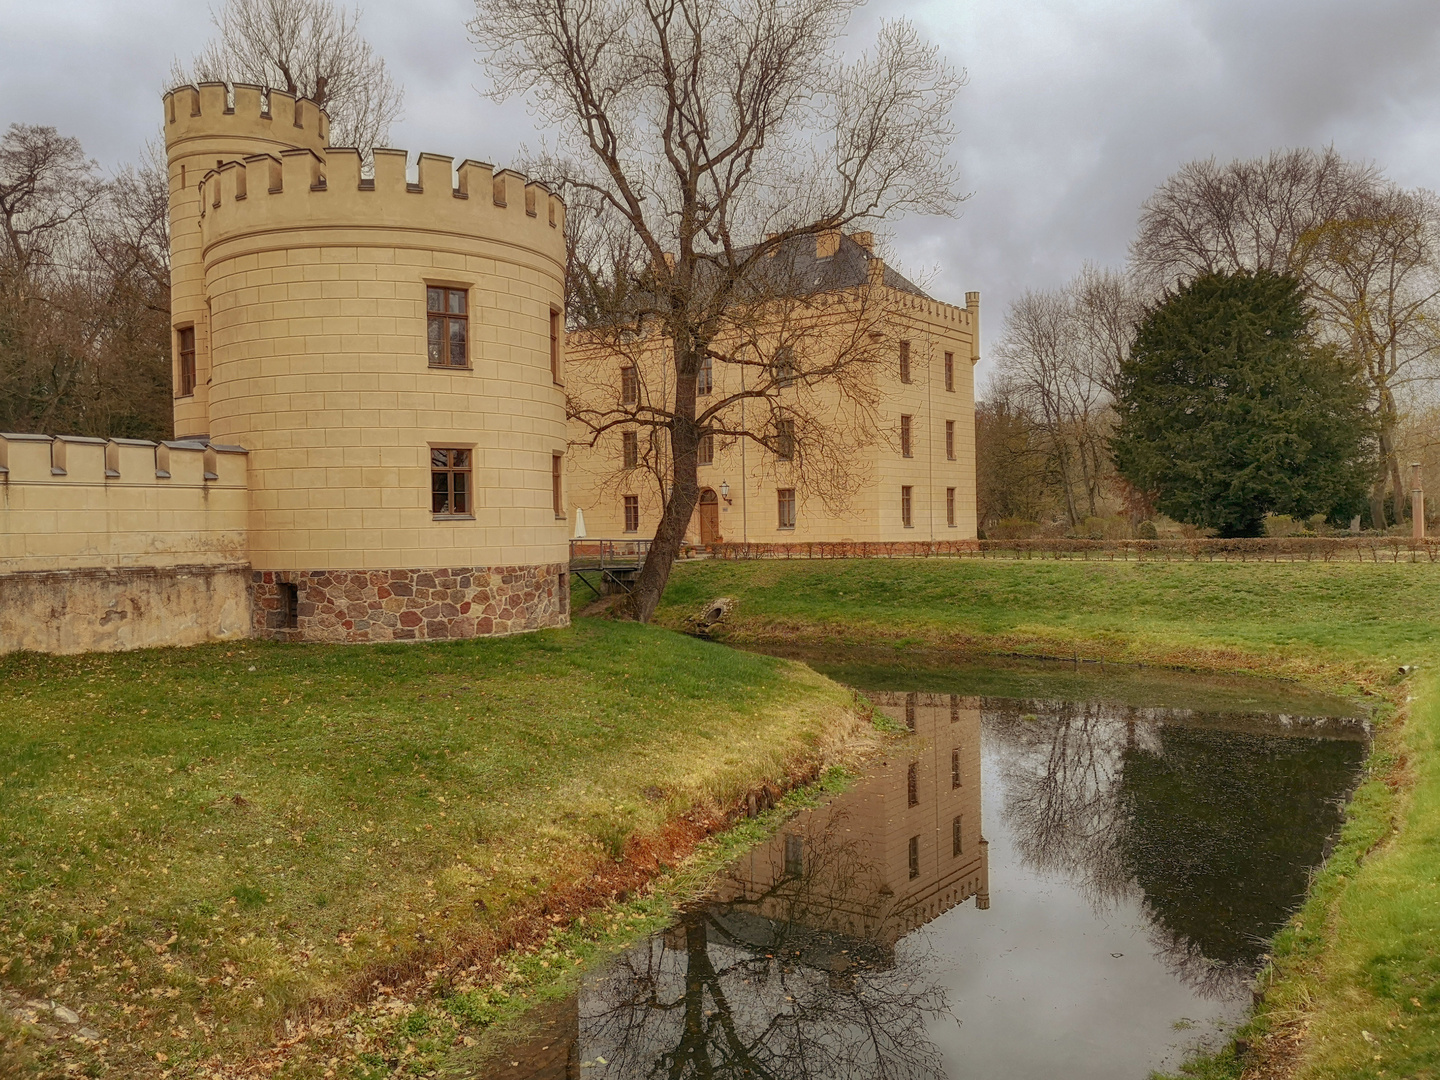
[707,537,1440,562]
[1,433,251,655]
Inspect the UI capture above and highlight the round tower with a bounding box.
[189,119,570,643]
[163,83,329,439]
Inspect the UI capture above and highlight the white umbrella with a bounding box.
[573,506,587,539]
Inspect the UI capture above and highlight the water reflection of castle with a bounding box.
[716,692,990,947]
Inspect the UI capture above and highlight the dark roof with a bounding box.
[747,231,930,299]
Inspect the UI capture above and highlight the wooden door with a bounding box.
[698,489,720,544]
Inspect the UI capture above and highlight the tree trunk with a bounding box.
[625,335,702,623]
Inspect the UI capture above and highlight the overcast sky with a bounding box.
[5,0,1440,390]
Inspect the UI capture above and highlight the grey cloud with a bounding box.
[4,0,1439,390]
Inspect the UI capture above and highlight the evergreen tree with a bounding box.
[1111,270,1374,537]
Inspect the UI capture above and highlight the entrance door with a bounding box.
[698,488,721,545]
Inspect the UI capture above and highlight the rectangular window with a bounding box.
[622,430,638,469]
[900,415,912,458]
[947,487,956,528]
[550,309,561,384]
[953,815,963,857]
[905,692,916,729]
[899,340,911,384]
[907,762,918,807]
[777,487,796,530]
[279,582,299,629]
[944,350,954,392]
[909,835,920,879]
[784,834,803,879]
[623,495,640,533]
[427,287,469,368]
[620,365,638,405]
[698,353,713,396]
[552,453,564,517]
[775,418,795,461]
[952,747,962,789]
[697,433,714,466]
[901,485,913,528]
[177,326,197,396]
[431,447,472,516]
[772,347,796,388]
[946,420,955,460]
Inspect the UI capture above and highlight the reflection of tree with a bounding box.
[986,700,1363,999]
[987,699,1137,910]
[1115,727,1362,997]
[582,817,949,1079]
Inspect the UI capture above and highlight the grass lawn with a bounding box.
[657,558,1440,1080]
[0,619,855,1078]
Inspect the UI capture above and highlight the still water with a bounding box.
[476,656,1367,1079]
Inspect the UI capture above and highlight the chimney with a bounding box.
[816,229,841,259]
[850,231,874,253]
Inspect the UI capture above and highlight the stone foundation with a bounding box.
[250,564,570,643]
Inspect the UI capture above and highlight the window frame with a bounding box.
[777,487,796,530]
[945,419,955,461]
[623,494,640,533]
[944,350,955,392]
[907,761,919,807]
[426,286,471,369]
[430,446,474,518]
[697,433,714,466]
[775,417,796,462]
[908,835,920,879]
[622,430,639,470]
[901,485,914,528]
[771,346,797,388]
[552,453,564,518]
[951,747,962,789]
[952,815,963,857]
[620,365,639,406]
[947,486,957,528]
[697,353,713,396]
[549,309,562,385]
[899,340,912,384]
[177,325,197,398]
[900,414,913,458]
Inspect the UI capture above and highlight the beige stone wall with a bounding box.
[0,433,249,571]
[565,282,978,544]
[198,141,570,574]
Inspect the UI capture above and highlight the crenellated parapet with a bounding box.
[164,82,329,157]
[196,145,565,264]
[0,432,246,488]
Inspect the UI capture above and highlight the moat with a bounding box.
[471,652,1367,1079]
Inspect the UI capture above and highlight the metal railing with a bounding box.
[569,539,653,595]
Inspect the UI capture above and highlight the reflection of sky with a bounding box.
[909,739,1245,1080]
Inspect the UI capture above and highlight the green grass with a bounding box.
[0,620,854,1077]
[657,558,1440,1080]
[657,558,1440,667]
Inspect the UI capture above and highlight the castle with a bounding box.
[0,85,571,654]
[564,232,979,546]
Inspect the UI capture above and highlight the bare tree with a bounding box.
[1130,147,1379,295]
[990,265,1137,526]
[1294,185,1440,527]
[472,0,963,620]
[175,0,402,152]
[0,127,172,439]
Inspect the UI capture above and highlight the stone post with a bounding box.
[1412,463,1426,540]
